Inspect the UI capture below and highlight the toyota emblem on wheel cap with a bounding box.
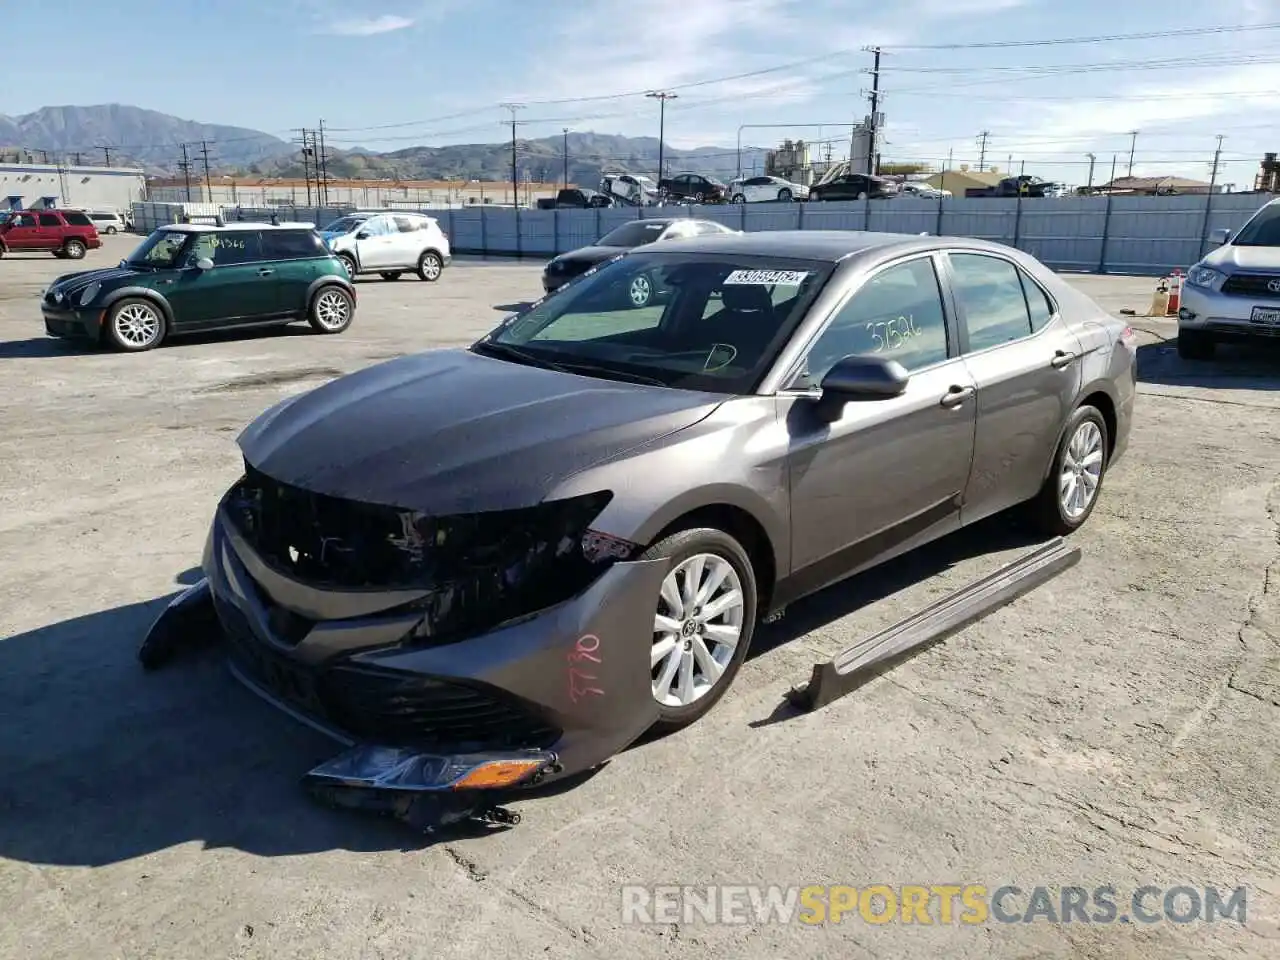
[1267,278,1280,293]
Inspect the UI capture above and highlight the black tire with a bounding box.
[308,285,354,334]
[778,188,793,202]
[417,250,443,281]
[856,191,869,201]
[105,297,167,352]
[1028,404,1109,536]
[639,527,758,734]
[380,271,403,281]
[63,239,86,259]
[337,252,357,278]
[1177,329,1215,360]
[105,226,118,235]
[732,193,746,204]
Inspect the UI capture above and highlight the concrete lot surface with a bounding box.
[1,235,1278,959]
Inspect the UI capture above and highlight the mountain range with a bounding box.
[0,104,772,185]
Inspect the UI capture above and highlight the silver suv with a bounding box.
[1179,197,1280,359]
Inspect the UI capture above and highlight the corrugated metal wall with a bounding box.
[437,193,1272,275]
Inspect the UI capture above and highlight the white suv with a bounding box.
[318,211,451,281]
[1179,197,1280,360]
[87,210,127,234]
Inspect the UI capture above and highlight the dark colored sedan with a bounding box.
[809,173,899,201]
[540,217,736,299]
[143,230,1135,823]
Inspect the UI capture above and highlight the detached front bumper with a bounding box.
[42,304,102,340]
[165,506,666,797]
[1179,283,1280,340]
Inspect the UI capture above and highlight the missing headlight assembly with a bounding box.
[224,465,634,645]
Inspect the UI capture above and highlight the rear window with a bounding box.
[39,213,62,227]
[62,212,93,226]
[260,229,326,260]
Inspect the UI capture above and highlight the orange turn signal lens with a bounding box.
[451,759,544,790]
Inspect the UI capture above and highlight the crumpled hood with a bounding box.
[48,265,144,298]
[237,348,723,514]
[1201,243,1280,272]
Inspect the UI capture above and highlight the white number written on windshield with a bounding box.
[866,314,923,352]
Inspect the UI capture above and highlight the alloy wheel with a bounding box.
[629,274,652,307]
[114,303,161,348]
[651,553,745,707]
[1060,420,1104,519]
[314,289,351,329]
[420,253,442,280]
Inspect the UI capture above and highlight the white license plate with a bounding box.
[1251,306,1280,325]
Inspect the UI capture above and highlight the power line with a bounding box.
[880,21,1280,50]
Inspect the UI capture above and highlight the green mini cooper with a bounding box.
[41,223,357,352]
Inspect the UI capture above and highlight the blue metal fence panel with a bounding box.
[420,192,1277,274]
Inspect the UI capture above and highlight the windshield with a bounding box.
[473,252,833,394]
[321,216,367,234]
[126,229,191,267]
[1229,204,1280,246]
[598,221,669,247]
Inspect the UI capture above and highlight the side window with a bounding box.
[63,212,93,226]
[800,257,950,382]
[362,216,390,237]
[39,213,61,227]
[393,216,416,233]
[260,230,323,260]
[1020,270,1056,332]
[948,253,1033,351]
[14,213,37,227]
[189,231,261,266]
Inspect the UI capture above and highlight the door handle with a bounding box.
[940,385,975,407]
[1050,350,1076,369]
[257,268,273,276]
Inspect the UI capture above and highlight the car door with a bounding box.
[354,215,396,268]
[940,251,1085,524]
[165,231,274,328]
[389,215,424,267]
[782,254,977,587]
[37,212,67,249]
[4,212,40,249]
[741,177,764,202]
[259,229,325,313]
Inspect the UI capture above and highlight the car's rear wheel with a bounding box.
[336,252,357,277]
[62,239,86,259]
[641,527,758,734]
[106,298,166,352]
[627,273,653,308]
[308,285,354,334]
[418,251,443,281]
[1029,405,1109,536]
[105,226,118,235]
[380,271,403,281]
[1177,329,1215,360]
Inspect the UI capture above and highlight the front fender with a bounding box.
[100,287,174,324]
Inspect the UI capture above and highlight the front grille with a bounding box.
[1221,273,1280,298]
[219,596,328,715]
[321,666,561,750]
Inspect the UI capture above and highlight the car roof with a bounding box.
[158,223,317,233]
[638,229,1018,263]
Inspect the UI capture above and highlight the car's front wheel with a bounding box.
[308,285,354,334]
[106,298,167,352]
[732,193,746,204]
[627,273,653,308]
[1030,405,1109,536]
[778,188,793,202]
[105,226,118,235]
[640,527,758,734]
[336,252,357,277]
[1177,329,1215,360]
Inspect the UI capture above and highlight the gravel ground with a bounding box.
[1,235,1277,960]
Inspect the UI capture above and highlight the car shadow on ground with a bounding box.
[0,324,317,361]
[0,337,93,359]
[0,514,1041,868]
[1136,336,1280,390]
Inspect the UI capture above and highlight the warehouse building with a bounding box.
[0,161,147,212]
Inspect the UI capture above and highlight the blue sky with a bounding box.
[4,0,1279,187]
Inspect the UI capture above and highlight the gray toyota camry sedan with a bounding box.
[143,230,1136,804]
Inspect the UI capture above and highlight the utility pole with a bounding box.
[646,91,677,184]
[499,103,525,208]
[178,144,193,201]
[976,131,990,172]
[1109,154,1117,190]
[317,120,329,206]
[1086,153,1096,192]
[1208,134,1224,189]
[865,45,881,177]
[298,129,314,205]
[100,145,113,166]
[1199,135,1226,257]
[1127,130,1138,177]
[563,128,569,190]
[199,140,213,203]
[38,149,49,164]
[72,151,83,166]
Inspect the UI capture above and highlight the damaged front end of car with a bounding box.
[139,463,666,833]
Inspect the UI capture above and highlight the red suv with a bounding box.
[0,209,102,260]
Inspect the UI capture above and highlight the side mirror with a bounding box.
[355,231,370,240]
[195,257,214,271]
[1211,227,1231,245]
[818,355,910,407]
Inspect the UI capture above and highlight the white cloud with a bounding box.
[321,13,415,35]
